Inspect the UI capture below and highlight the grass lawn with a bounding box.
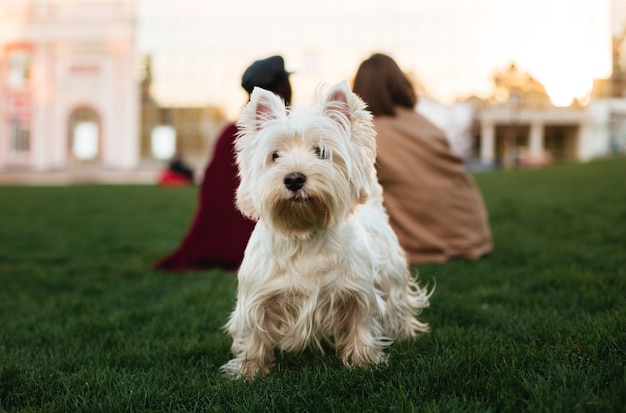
[1,157,625,412]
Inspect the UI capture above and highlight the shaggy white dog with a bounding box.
[220,81,432,379]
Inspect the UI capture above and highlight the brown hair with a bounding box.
[352,53,417,117]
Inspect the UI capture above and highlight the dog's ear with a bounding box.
[323,81,378,206]
[239,87,287,132]
[254,90,279,122]
[323,81,352,122]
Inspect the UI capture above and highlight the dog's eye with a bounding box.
[314,146,328,160]
[272,152,280,162]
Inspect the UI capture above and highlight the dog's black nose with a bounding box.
[284,172,306,192]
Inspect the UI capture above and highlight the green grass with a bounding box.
[1,157,625,412]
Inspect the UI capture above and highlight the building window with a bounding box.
[69,107,100,162]
[151,125,176,160]
[7,50,31,88]
[72,121,99,160]
[10,119,30,153]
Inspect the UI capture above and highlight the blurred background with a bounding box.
[1,0,626,183]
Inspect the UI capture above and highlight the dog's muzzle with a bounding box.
[284,172,306,192]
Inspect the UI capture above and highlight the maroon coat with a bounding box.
[154,122,255,272]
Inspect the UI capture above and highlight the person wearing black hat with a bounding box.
[241,55,292,100]
[154,56,293,272]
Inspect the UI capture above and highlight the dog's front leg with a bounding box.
[222,292,295,379]
[331,290,387,368]
[220,302,276,378]
[221,330,275,379]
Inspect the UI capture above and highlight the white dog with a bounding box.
[220,81,432,379]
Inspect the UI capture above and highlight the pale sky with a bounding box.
[136,0,615,118]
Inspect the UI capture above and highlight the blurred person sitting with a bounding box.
[154,55,293,271]
[158,149,195,186]
[352,53,492,264]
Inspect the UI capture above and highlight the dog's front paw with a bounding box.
[219,358,271,380]
[341,345,389,369]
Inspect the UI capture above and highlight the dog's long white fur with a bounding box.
[220,81,432,379]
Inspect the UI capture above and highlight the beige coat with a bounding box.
[374,107,493,264]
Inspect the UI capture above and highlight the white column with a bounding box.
[529,121,544,156]
[577,121,594,161]
[32,42,55,170]
[480,120,495,165]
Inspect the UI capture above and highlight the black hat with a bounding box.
[241,55,291,94]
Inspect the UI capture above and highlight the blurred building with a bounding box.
[469,63,593,170]
[464,0,626,170]
[138,55,228,179]
[587,0,626,156]
[0,0,624,183]
[0,1,138,174]
[0,1,226,182]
